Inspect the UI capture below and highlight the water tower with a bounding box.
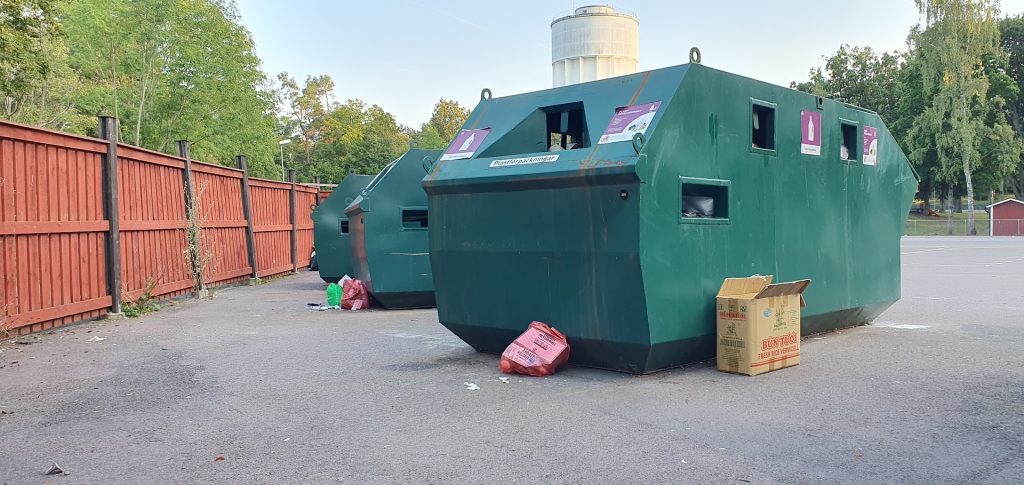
[551,5,639,87]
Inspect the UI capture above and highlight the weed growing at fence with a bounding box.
[0,305,11,340]
[184,180,215,297]
[123,280,160,318]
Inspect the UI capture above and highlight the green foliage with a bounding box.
[27,0,281,178]
[425,97,470,142]
[123,280,160,318]
[1,0,91,131]
[790,45,905,127]
[410,98,470,150]
[998,15,1024,195]
[412,125,447,150]
[908,0,1009,234]
[277,72,336,174]
[274,76,472,183]
[6,1,461,183]
[276,74,415,183]
[0,0,58,96]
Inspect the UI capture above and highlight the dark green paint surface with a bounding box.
[347,149,442,309]
[311,174,372,283]
[423,64,917,374]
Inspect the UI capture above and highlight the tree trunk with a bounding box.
[963,156,976,236]
[135,47,150,146]
[1012,169,1024,199]
[110,41,119,137]
[946,186,954,236]
[955,197,962,213]
[39,81,47,127]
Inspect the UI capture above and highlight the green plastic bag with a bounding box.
[326,283,342,307]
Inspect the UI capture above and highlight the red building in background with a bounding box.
[987,199,1024,236]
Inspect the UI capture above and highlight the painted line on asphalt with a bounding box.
[901,248,946,255]
[871,323,930,329]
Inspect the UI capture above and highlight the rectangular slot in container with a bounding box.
[840,121,859,161]
[339,219,349,234]
[680,177,730,224]
[751,101,776,151]
[401,208,429,229]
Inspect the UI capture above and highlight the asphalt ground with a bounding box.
[1,237,1022,484]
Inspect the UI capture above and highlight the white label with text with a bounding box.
[488,155,559,168]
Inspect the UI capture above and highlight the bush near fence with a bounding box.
[0,118,317,336]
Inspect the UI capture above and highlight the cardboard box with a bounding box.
[716,276,811,376]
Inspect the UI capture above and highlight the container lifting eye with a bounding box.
[632,133,645,154]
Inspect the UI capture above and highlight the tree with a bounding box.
[1,0,89,131]
[314,98,368,182]
[886,44,935,211]
[350,104,409,175]
[997,15,1024,196]
[791,45,905,126]
[910,0,1007,235]
[1,0,58,98]
[59,0,279,178]
[156,0,278,177]
[412,97,470,149]
[277,72,336,173]
[412,125,446,150]
[62,0,174,144]
[425,97,470,142]
[276,86,411,183]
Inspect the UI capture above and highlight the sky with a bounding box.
[235,0,1024,128]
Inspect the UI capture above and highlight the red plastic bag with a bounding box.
[499,322,570,376]
[342,278,370,310]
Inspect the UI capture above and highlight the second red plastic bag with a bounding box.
[342,278,370,310]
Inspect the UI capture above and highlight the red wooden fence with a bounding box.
[317,189,332,204]
[0,119,316,336]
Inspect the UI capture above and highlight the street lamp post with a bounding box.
[279,139,292,181]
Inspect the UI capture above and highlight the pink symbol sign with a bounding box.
[801,110,821,156]
[863,126,878,166]
[441,128,490,160]
[598,101,661,144]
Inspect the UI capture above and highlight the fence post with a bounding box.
[98,116,124,318]
[176,141,206,297]
[288,169,298,274]
[236,156,260,284]
[313,176,321,206]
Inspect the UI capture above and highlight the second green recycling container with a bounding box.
[347,148,441,309]
[311,173,373,283]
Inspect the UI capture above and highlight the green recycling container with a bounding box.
[311,173,373,283]
[347,148,442,309]
[422,59,918,374]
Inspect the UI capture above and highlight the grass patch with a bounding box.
[123,280,160,318]
[905,211,990,236]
